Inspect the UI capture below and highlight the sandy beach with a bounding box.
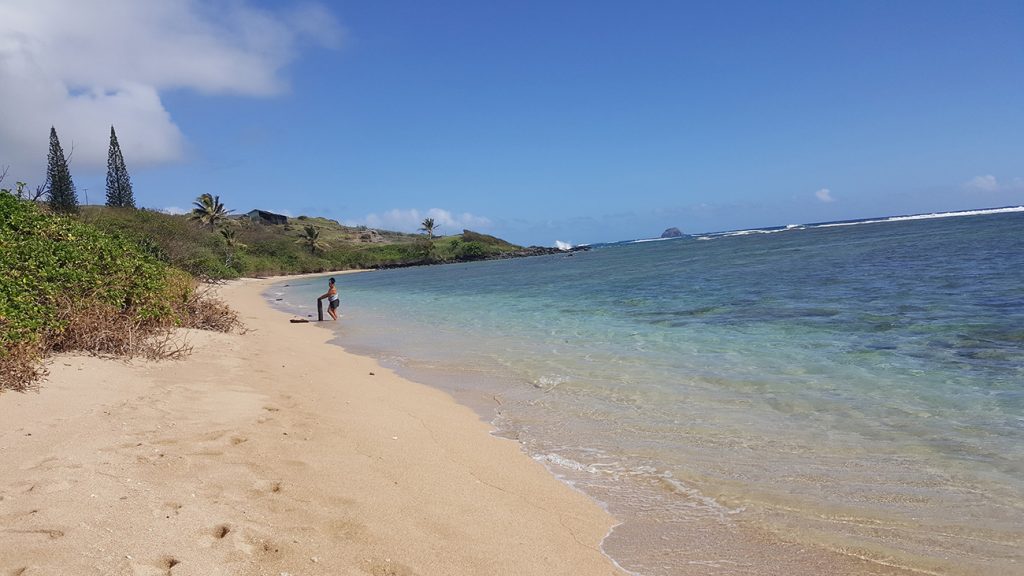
[0,275,625,576]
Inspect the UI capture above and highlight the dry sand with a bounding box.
[0,275,626,576]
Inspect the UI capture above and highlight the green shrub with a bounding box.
[2,194,166,340]
[455,240,489,260]
[0,193,237,391]
[83,207,238,280]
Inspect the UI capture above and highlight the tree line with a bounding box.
[5,127,443,245]
[2,126,135,212]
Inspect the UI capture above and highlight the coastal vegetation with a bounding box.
[0,125,561,391]
[76,204,549,280]
[0,190,543,391]
[0,182,551,391]
[75,204,540,278]
[0,191,239,392]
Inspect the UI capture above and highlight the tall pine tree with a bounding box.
[45,126,78,213]
[105,126,134,208]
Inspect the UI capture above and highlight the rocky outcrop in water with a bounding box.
[661,227,683,238]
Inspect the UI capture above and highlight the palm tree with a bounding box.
[190,193,231,229]
[419,217,438,239]
[219,227,246,249]
[296,225,330,254]
[219,226,246,267]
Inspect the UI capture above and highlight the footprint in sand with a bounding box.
[261,541,279,553]
[212,524,231,539]
[255,538,283,557]
[162,557,180,574]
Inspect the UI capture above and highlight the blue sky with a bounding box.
[1,1,1022,246]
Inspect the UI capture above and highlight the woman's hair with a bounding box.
[329,277,336,284]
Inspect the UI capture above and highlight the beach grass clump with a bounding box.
[0,192,239,391]
[172,280,241,333]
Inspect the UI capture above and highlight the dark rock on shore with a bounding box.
[661,227,683,238]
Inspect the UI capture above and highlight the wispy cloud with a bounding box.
[0,0,342,179]
[160,206,189,215]
[965,175,999,191]
[346,208,492,234]
[965,174,1023,192]
[815,188,836,203]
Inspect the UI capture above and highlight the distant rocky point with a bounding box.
[661,227,683,238]
[493,244,590,259]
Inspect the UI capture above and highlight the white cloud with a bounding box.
[965,175,1000,191]
[815,188,836,203]
[160,206,189,215]
[964,174,1024,192]
[347,208,493,234]
[0,0,341,180]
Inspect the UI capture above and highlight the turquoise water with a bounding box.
[271,210,1024,575]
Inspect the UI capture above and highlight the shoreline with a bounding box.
[0,274,625,575]
[268,271,947,576]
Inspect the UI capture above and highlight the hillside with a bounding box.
[78,207,563,279]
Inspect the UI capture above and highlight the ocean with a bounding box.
[269,208,1024,575]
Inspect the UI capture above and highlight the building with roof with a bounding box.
[245,209,288,225]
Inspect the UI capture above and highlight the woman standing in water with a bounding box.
[317,277,340,321]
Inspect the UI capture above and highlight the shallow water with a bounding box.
[271,211,1024,575]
